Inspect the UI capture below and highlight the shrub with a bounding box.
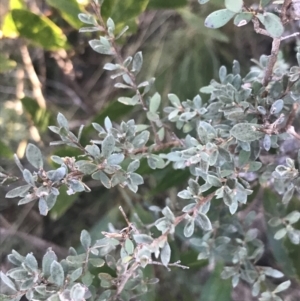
[1,0,300,300]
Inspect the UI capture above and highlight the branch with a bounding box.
[263,37,281,86]
[130,140,182,155]
[0,227,68,258]
[20,44,46,109]
[281,0,293,24]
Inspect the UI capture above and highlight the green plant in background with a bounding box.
[1,0,300,300]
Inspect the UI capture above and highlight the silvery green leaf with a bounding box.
[42,249,57,278]
[89,258,105,268]
[160,242,171,266]
[184,219,195,237]
[7,268,28,280]
[200,201,211,214]
[47,167,66,182]
[205,9,236,29]
[263,135,271,151]
[229,201,238,214]
[132,51,143,73]
[198,121,217,143]
[79,26,100,32]
[105,254,116,270]
[260,12,284,38]
[162,206,175,221]
[39,197,48,216]
[230,123,264,142]
[273,280,291,293]
[270,99,284,115]
[85,144,101,158]
[207,174,222,187]
[118,96,139,106]
[263,267,283,278]
[80,230,92,250]
[155,217,169,232]
[284,211,300,224]
[57,112,69,129]
[7,253,23,266]
[127,183,138,193]
[239,150,250,166]
[268,217,281,227]
[5,185,31,198]
[102,135,115,158]
[252,280,261,297]
[122,73,133,86]
[130,173,144,185]
[149,92,161,113]
[146,111,159,121]
[188,178,200,195]
[127,160,140,173]
[234,12,253,26]
[0,272,17,291]
[92,123,106,134]
[168,94,181,108]
[286,157,294,168]
[50,261,64,287]
[181,203,197,212]
[196,213,212,231]
[107,17,115,31]
[248,161,262,172]
[104,117,112,132]
[178,190,192,199]
[103,63,120,71]
[115,83,132,89]
[133,234,154,244]
[92,171,110,188]
[209,150,218,165]
[18,194,35,205]
[26,144,43,169]
[70,283,85,301]
[282,185,294,204]
[78,13,96,25]
[168,109,179,120]
[82,271,95,287]
[287,230,300,244]
[48,126,60,134]
[23,169,35,186]
[245,229,258,242]
[89,38,113,55]
[51,155,64,165]
[69,267,83,282]
[107,153,124,165]
[132,131,150,148]
[123,56,132,67]
[274,228,287,240]
[124,239,134,255]
[67,254,86,264]
[232,274,239,287]
[225,0,243,12]
[77,162,98,175]
[219,66,227,83]
[24,253,38,271]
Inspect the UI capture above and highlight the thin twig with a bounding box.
[20,44,46,109]
[0,227,68,258]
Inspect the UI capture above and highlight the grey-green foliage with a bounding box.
[1,0,300,300]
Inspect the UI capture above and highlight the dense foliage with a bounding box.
[1,0,300,300]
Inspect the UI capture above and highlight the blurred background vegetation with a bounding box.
[1,0,299,300]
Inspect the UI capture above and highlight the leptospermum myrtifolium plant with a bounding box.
[1,0,300,300]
